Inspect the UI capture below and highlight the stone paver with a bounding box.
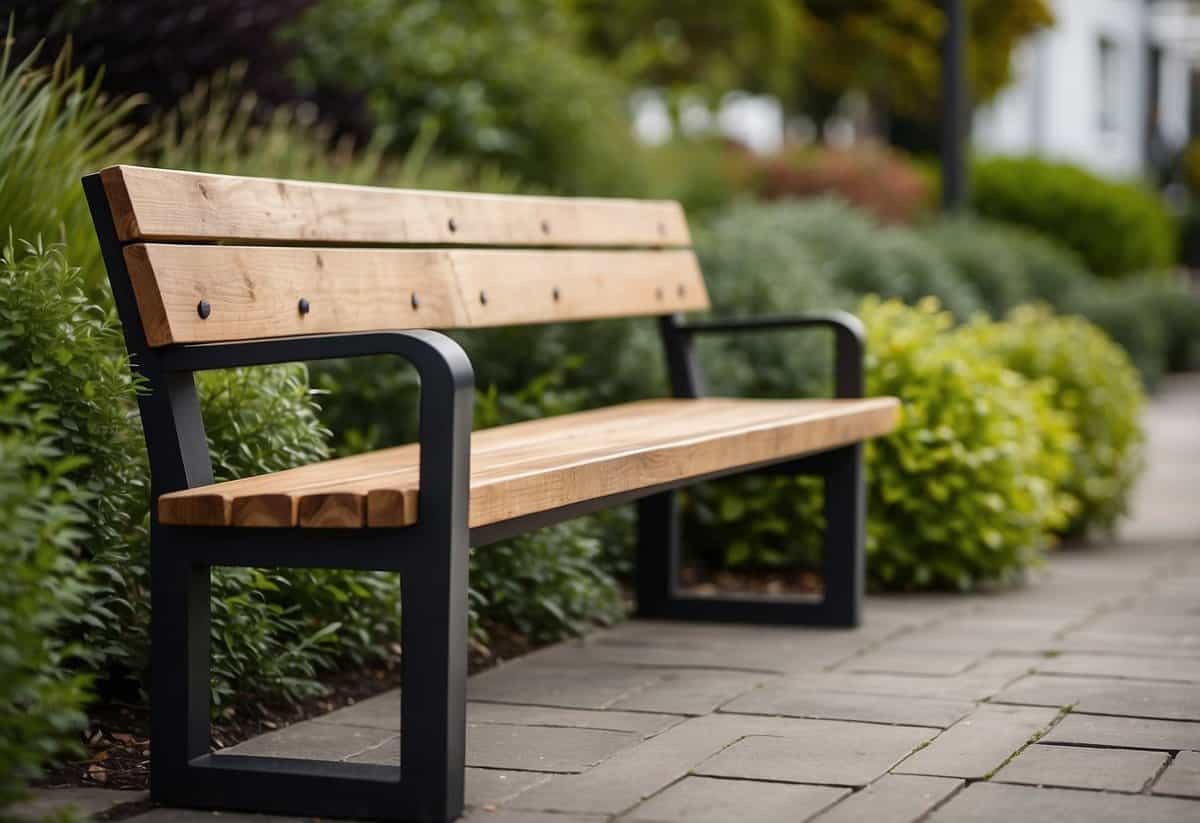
[1041,713,1200,751]
[722,684,973,728]
[10,787,148,820]
[993,743,1168,792]
[695,720,934,786]
[348,723,640,773]
[893,704,1060,779]
[927,782,1200,823]
[1154,750,1200,798]
[621,776,847,823]
[1036,653,1200,683]
[994,674,1200,721]
[66,374,1200,823]
[809,775,963,823]
[608,669,769,715]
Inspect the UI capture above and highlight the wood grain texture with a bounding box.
[157,397,901,529]
[101,165,691,246]
[124,244,708,345]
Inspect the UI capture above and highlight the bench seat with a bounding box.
[159,396,898,530]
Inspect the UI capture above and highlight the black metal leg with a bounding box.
[819,444,865,627]
[150,527,211,804]
[400,532,468,821]
[635,490,680,618]
[632,446,865,627]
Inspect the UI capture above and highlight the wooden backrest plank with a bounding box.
[101,165,691,247]
[125,245,709,345]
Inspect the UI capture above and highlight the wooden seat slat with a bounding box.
[158,397,900,530]
[101,165,691,247]
[125,244,709,346]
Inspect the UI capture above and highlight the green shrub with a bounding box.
[923,217,1032,316]
[998,224,1093,309]
[284,0,647,195]
[965,306,1146,537]
[0,367,92,812]
[971,156,1176,278]
[1088,274,1200,375]
[680,297,1076,590]
[1066,285,1169,389]
[862,298,1075,588]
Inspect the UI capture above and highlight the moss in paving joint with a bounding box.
[980,704,1074,781]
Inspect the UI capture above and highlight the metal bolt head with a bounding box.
[411,292,420,310]
[448,217,458,233]
[479,290,488,305]
[677,284,687,298]
[541,219,551,235]
[655,287,664,300]
[552,286,561,302]
[197,299,211,319]
[298,297,311,315]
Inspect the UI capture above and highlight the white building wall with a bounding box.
[974,0,1153,178]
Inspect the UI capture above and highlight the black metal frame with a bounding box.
[635,312,866,627]
[84,170,869,821]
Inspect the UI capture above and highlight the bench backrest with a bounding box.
[98,165,710,347]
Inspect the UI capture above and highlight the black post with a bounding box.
[941,0,969,211]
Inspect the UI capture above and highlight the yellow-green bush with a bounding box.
[964,306,1146,537]
[863,298,1075,588]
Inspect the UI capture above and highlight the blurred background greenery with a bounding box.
[2,0,1199,808]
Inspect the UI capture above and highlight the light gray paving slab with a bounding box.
[507,715,749,815]
[1154,750,1200,798]
[993,743,1168,792]
[349,723,639,772]
[9,787,149,820]
[1036,653,1200,683]
[622,776,846,823]
[468,662,662,709]
[1042,713,1200,751]
[756,671,1012,702]
[464,702,683,736]
[840,648,982,676]
[695,722,934,787]
[809,774,963,823]
[313,690,682,736]
[462,811,606,823]
[216,721,396,760]
[926,782,1200,823]
[463,768,552,807]
[722,685,972,728]
[893,704,1060,779]
[609,669,770,715]
[994,674,1200,721]
[965,655,1044,678]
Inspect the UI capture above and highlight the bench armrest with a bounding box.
[161,331,474,519]
[668,311,865,398]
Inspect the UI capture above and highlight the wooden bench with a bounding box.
[84,165,899,823]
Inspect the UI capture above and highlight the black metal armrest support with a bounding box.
[160,331,475,517]
[667,310,865,398]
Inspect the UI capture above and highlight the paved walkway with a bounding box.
[26,377,1200,822]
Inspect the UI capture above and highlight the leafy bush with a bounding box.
[862,299,1075,588]
[964,306,1145,537]
[923,217,1032,316]
[971,156,1176,278]
[1091,274,1200,375]
[1066,285,1169,390]
[753,144,934,224]
[998,224,1093,309]
[0,367,92,812]
[284,0,647,195]
[680,297,1076,590]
